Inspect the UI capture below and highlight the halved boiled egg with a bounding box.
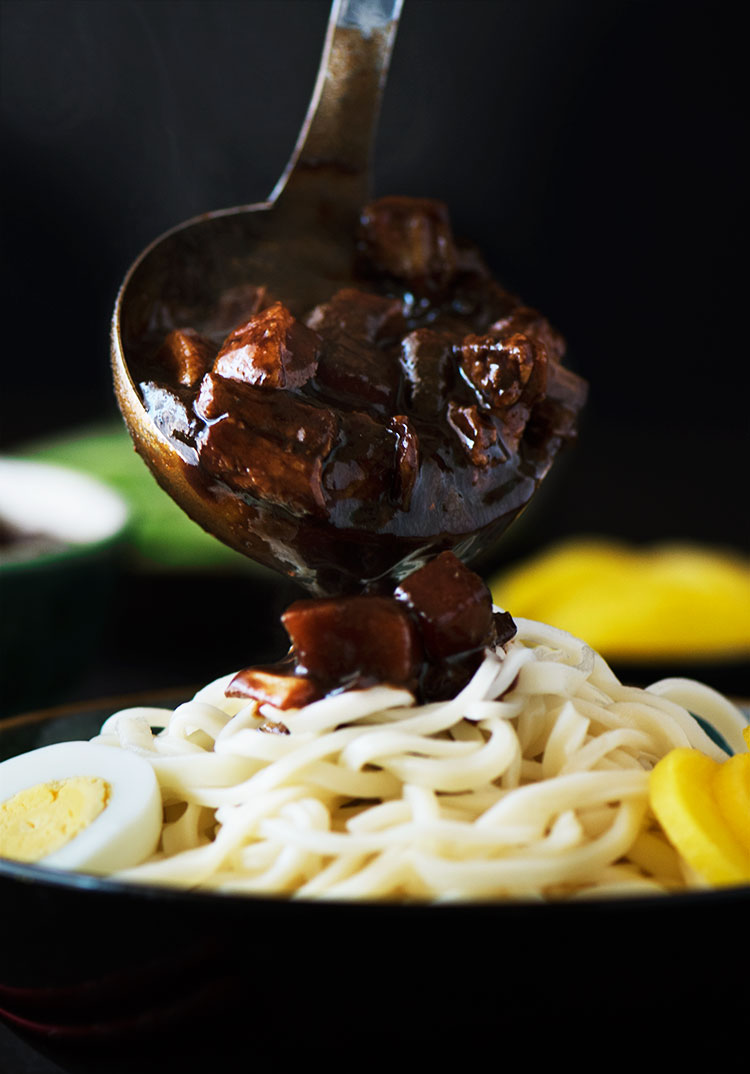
[0,741,162,874]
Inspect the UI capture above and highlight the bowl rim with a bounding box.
[1,844,749,913]
[1,691,749,913]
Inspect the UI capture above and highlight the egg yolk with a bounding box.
[0,777,111,863]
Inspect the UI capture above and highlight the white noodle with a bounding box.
[92,617,749,901]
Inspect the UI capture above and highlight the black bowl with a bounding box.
[1,697,749,1070]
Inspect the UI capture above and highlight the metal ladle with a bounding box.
[111,0,404,589]
[112,0,586,596]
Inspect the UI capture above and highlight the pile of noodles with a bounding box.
[93,617,748,900]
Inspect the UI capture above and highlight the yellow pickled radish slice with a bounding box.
[490,540,750,661]
[649,749,750,886]
[713,754,750,853]
[743,726,750,751]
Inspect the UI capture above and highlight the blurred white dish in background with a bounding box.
[0,457,129,548]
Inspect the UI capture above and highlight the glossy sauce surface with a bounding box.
[133,197,587,596]
[226,551,519,706]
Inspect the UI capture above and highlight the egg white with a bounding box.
[0,741,162,874]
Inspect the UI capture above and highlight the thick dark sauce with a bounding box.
[226,551,520,707]
[133,196,587,599]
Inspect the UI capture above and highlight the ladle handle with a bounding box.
[271,0,404,223]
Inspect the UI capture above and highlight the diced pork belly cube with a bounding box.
[305,288,405,344]
[197,415,326,515]
[470,280,522,331]
[305,288,404,410]
[544,360,588,416]
[213,302,321,390]
[389,415,419,508]
[357,196,458,291]
[525,360,588,445]
[399,328,455,417]
[314,335,400,411]
[394,551,493,660]
[322,411,397,503]
[281,595,422,688]
[497,401,535,455]
[155,328,215,389]
[446,402,505,468]
[226,667,320,710]
[490,305,566,364]
[460,331,548,410]
[205,283,274,337]
[195,373,337,515]
[492,610,517,648]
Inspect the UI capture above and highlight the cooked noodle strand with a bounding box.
[94,617,748,900]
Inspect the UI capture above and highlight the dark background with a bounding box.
[0,0,747,706]
[0,7,747,1067]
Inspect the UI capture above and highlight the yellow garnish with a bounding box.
[491,540,750,662]
[649,750,750,886]
[712,754,750,854]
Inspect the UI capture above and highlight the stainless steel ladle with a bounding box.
[111,0,404,585]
